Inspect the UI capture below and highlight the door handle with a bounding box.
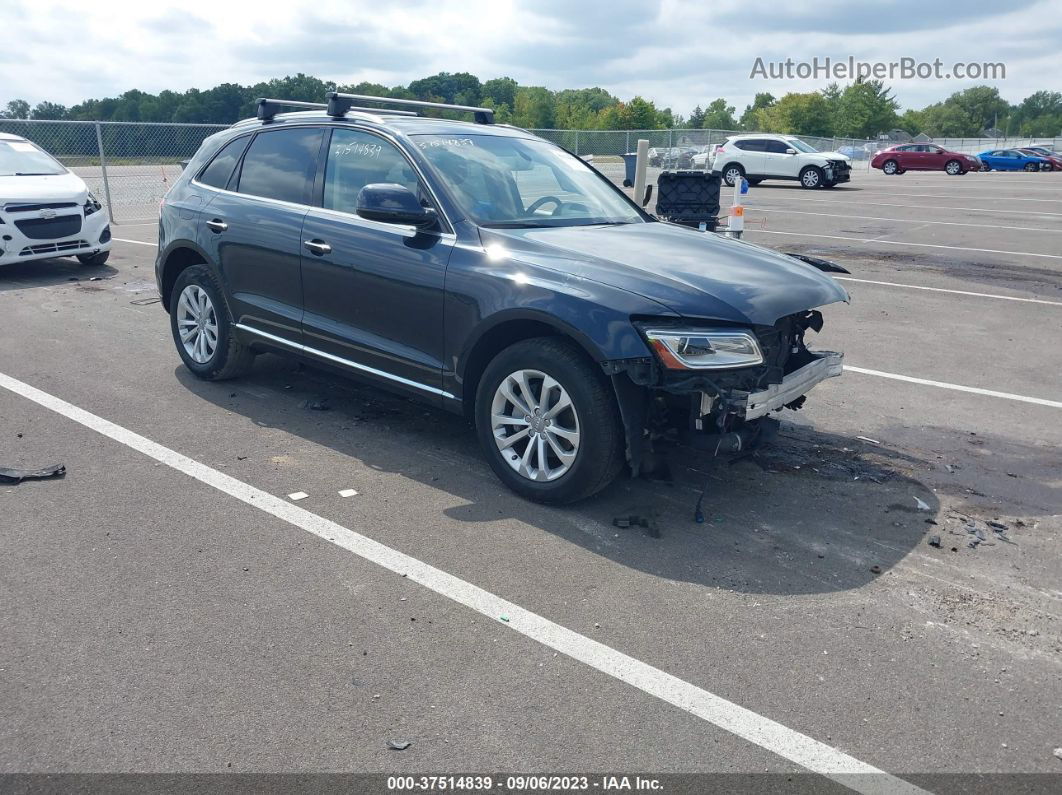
[206,218,227,233]
[304,239,332,256]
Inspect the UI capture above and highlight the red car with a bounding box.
[871,144,981,176]
[1018,148,1062,171]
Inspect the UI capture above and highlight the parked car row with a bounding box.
[870,142,1062,175]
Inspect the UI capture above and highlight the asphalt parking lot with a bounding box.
[1,168,1060,793]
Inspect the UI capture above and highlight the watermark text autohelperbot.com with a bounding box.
[750,56,1005,81]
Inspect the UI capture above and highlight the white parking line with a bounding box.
[733,195,1062,218]
[114,237,157,247]
[0,370,923,795]
[834,277,1062,307]
[845,366,1062,408]
[744,229,1062,260]
[747,206,1062,234]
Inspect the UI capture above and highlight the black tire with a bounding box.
[474,337,625,504]
[881,159,899,175]
[77,250,110,266]
[746,178,763,186]
[169,264,254,380]
[799,165,824,189]
[1024,162,1038,172]
[945,159,963,175]
[720,163,745,187]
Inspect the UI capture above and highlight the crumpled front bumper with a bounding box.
[738,351,844,420]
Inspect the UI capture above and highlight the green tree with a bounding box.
[482,77,518,109]
[739,93,775,130]
[701,98,737,129]
[408,72,482,105]
[945,86,1010,134]
[759,92,833,136]
[832,80,899,138]
[2,99,31,119]
[512,86,555,128]
[30,101,68,120]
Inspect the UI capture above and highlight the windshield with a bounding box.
[784,138,818,153]
[0,139,66,176]
[414,135,643,228]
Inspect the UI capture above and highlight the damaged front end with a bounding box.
[603,311,843,475]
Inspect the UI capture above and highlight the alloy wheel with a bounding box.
[490,369,580,482]
[176,284,219,364]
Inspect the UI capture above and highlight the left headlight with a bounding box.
[643,327,764,370]
[83,192,102,217]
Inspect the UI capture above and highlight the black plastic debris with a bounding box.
[387,740,412,751]
[783,252,851,274]
[304,398,331,411]
[0,463,65,484]
[613,515,649,529]
[869,565,882,574]
[928,535,942,548]
[987,520,1008,532]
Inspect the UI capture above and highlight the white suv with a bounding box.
[710,134,852,189]
[0,133,112,268]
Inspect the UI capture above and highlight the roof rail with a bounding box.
[257,98,327,122]
[326,91,495,124]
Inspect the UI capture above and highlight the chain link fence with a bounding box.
[3,119,1060,223]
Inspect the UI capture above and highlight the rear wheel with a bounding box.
[799,166,824,189]
[945,159,963,175]
[77,251,110,266]
[881,159,899,175]
[721,163,745,187]
[169,264,254,380]
[475,338,624,504]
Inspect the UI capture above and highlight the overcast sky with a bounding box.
[4,0,1061,115]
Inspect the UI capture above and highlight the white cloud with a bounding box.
[3,0,1060,115]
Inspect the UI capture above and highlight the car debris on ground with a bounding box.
[0,463,65,483]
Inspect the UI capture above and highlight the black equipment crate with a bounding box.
[655,170,721,231]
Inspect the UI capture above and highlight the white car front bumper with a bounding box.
[0,203,112,266]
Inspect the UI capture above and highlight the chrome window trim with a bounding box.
[190,122,455,234]
[235,324,455,400]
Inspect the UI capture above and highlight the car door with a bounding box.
[200,125,324,341]
[922,145,947,170]
[760,139,794,177]
[299,126,454,398]
[732,139,766,175]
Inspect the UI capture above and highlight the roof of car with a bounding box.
[0,132,27,142]
[232,110,536,139]
[725,133,798,140]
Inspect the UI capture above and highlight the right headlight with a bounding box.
[643,327,764,370]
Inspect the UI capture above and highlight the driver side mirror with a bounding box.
[357,183,437,228]
[785,148,797,155]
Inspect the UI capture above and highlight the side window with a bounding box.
[763,140,789,154]
[236,127,324,205]
[735,140,763,151]
[323,128,423,215]
[197,136,250,189]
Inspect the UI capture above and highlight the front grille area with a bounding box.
[4,202,79,214]
[19,240,91,256]
[13,214,82,240]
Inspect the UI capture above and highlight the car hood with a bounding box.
[818,151,851,161]
[480,222,849,325]
[0,171,88,203]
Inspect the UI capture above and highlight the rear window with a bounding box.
[197,136,250,189]
[236,127,323,205]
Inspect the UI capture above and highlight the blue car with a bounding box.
[977,148,1050,171]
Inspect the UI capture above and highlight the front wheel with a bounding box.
[746,178,763,185]
[945,160,963,175]
[77,251,110,266]
[1024,162,1038,172]
[475,338,625,504]
[169,264,254,380]
[799,166,824,189]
